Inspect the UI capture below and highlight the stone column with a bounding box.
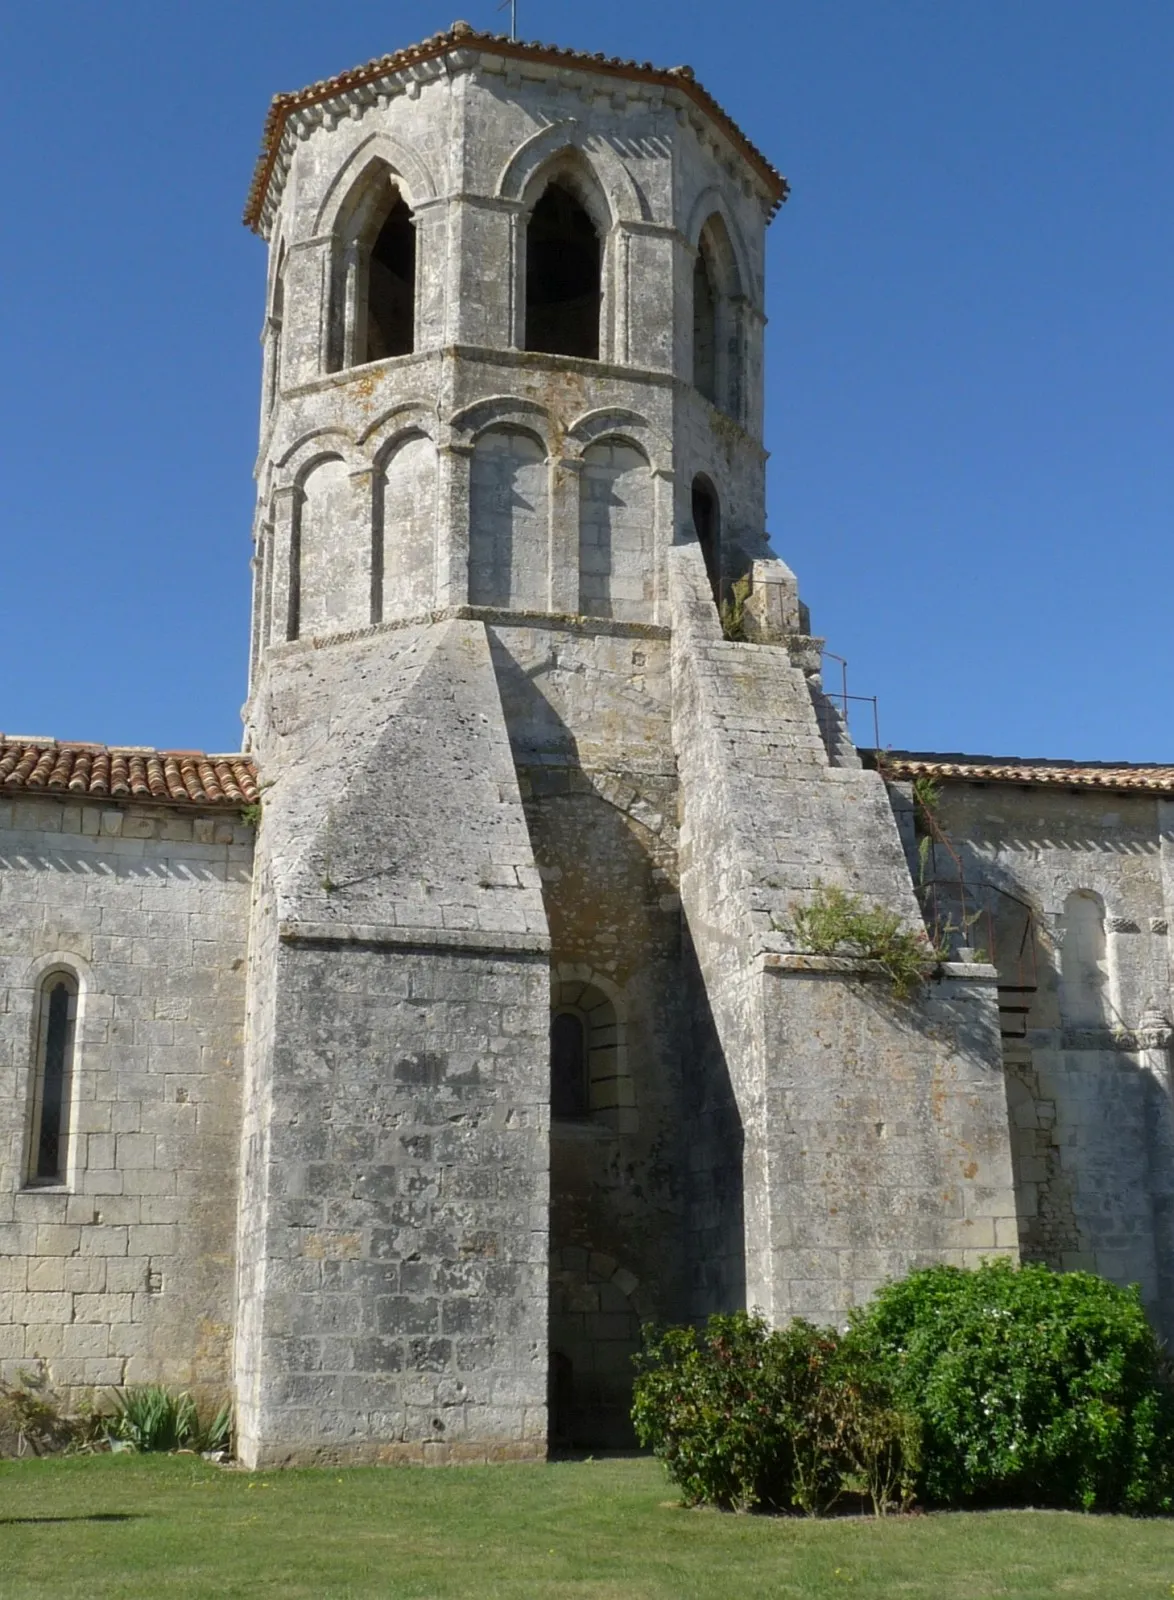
[650,467,675,626]
[341,241,363,370]
[549,456,583,615]
[437,442,475,608]
[345,466,376,625]
[269,485,300,643]
[282,237,332,384]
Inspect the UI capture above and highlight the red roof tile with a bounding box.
[244,22,788,232]
[871,751,1174,797]
[0,739,258,809]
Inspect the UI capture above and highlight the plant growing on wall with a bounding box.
[720,574,752,642]
[787,881,941,1000]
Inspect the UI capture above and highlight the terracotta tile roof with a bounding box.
[244,21,788,232]
[0,739,259,809]
[869,751,1174,796]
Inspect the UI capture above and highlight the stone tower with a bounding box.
[235,24,1017,1467]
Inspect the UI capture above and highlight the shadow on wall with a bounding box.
[682,926,746,1322]
[548,1246,646,1451]
[485,629,701,1447]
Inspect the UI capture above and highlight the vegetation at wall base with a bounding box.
[632,1263,1174,1516]
[108,1386,231,1456]
[0,1376,230,1460]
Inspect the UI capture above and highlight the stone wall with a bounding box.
[0,795,251,1396]
[899,779,1174,1338]
[237,617,553,1465]
[489,617,687,1446]
[670,545,1017,1325]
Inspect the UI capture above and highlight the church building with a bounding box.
[3,24,1173,1468]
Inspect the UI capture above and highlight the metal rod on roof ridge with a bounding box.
[497,0,517,39]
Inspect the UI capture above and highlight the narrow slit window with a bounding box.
[28,973,78,1186]
[551,1009,588,1120]
[525,184,601,360]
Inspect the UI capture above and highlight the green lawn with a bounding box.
[1,1454,1173,1599]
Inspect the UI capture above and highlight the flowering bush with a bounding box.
[848,1260,1174,1512]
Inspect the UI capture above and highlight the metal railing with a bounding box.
[818,649,880,747]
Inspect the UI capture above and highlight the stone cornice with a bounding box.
[244,23,788,237]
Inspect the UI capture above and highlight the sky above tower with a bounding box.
[1,1,1170,761]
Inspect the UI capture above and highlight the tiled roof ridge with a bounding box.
[0,736,259,809]
[244,21,788,232]
[868,749,1174,795]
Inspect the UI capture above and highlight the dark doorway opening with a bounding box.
[365,195,415,361]
[525,184,601,360]
[691,475,721,606]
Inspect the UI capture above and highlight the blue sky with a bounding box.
[1,1,1170,759]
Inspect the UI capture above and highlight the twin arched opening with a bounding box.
[323,152,608,373]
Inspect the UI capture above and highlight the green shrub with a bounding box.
[719,574,752,642]
[631,1312,918,1515]
[108,1386,231,1455]
[788,881,940,1001]
[848,1260,1174,1513]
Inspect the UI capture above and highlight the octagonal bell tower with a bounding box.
[234,24,787,1467]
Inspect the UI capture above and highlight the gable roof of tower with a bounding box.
[244,21,788,233]
[870,751,1174,797]
[0,738,258,809]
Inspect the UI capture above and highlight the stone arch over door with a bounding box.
[548,1246,649,1451]
[468,426,549,610]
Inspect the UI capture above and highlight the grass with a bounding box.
[1,1454,1173,1598]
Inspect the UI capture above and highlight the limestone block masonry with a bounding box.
[0,797,250,1394]
[2,23,1171,1467]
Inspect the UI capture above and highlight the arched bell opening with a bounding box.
[525,182,602,360]
[365,194,416,361]
[326,167,417,372]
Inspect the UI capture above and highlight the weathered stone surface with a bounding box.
[2,27,1171,1466]
[0,800,249,1396]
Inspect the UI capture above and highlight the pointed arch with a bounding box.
[322,151,423,372]
[314,132,437,233]
[497,121,646,222]
[264,240,287,416]
[684,187,752,294]
[689,208,748,420]
[513,149,616,363]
